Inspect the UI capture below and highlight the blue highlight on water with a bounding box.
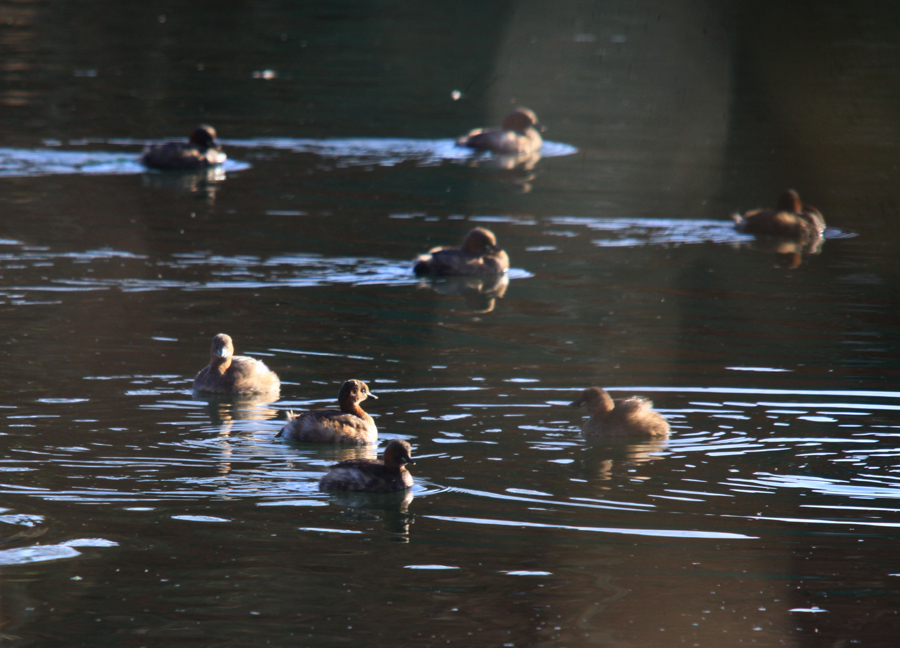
[0,136,577,178]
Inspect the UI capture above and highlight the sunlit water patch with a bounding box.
[1,381,897,543]
[223,137,578,167]
[0,537,117,566]
[513,386,900,521]
[0,242,531,299]
[550,215,755,246]
[65,136,577,168]
[548,215,851,247]
[424,514,756,540]
[0,408,432,509]
[0,147,249,177]
[223,382,900,544]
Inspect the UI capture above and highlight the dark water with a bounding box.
[2,1,900,646]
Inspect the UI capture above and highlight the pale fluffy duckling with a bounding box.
[140,124,227,170]
[319,439,414,492]
[193,333,280,395]
[413,227,510,276]
[732,189,825,240]
[276,379,378,444]
[457,108,544,156]
[570,387,669,438]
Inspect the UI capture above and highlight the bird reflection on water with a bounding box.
[576,436,670,484]
[416,273,509,313]
[140,164,226,201]
[325,488,415,539]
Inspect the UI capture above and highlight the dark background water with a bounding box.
[2,1,900,646]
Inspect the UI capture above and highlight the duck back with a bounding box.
[733,210,817,239]
[141,142,226,170]
[733,190,825,240]
[319,460,412,492]
[278,409,377,444]
[415,247,509,276]
[456,108,544,155]
[458,128,516,154]
[584,397,670,438]
[194,356,280,395]
[605,398,668,436]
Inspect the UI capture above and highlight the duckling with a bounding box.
[732,189,825,240]
[276,379,378,444]
[413,227,509,276]
[570,387,669,438]
[457,108,544,156]
[140,124,227,170]
[193,333,280,395]
[319,439,415,492]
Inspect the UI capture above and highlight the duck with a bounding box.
[456,108,544,156]
[732,189,825,240]
[140,124,227,170]
[319,439,415,492]
[570,387,670,438]
[276,379,378,444]
[413,227,510,276]
[192,333,280,395]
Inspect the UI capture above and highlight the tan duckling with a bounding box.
[193,333,280,395]
[570,387,670,438]
[276,379,378,444]
[319,439,414,492]
[140,124,227,170]
[413,227,510,276]
[732,189,825,240]
[457,108,544,156]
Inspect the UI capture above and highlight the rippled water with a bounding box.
[2,1,900,646]
[0,137,576,178]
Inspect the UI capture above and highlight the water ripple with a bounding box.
[549,215,852,247]
[0,147,249,177]
[222,136,578,166]
[0,537,117,566]
[425,514,756,540]
[451,485,654,512]
[0,242,531,296]
[16,136,579,177]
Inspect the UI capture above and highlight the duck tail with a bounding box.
[413,255,432,276]
[275,411,296,438]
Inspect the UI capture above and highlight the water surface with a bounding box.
[2,1,900,646]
